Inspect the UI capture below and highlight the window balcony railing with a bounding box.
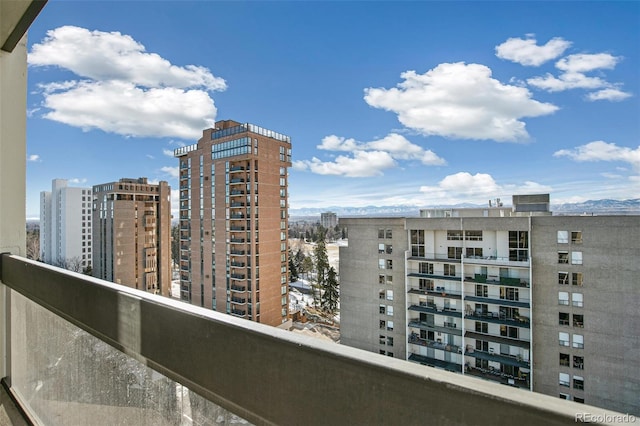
[0,254,617,425]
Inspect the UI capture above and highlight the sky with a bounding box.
[25,1,640,219]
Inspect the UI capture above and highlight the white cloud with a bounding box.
[601,172,623,179]
[146,154,155,159]
[495,36,571,66]
[27,154,41,162]
[29,26,226,90]
[554,141,640,171]
[163,148,175,157]
[556,53,620,73]
[294,151,396,178]
[364,62,558,142]
[586,88,632,102]
[527,72,608,92]
[418,172,551,204]
[68,178,88,184]
[160,166,179,178]
[527,52,630,101]
[40,80,217,139]
[296,133,445,177]
[29,26,226,140]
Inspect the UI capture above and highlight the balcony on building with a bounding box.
[465,273,530,288]
[408,353,461,373]
[408,318,463,337]
[408,303,463,318]
[462,254,530,268]
[407,252,462,263]
[408,332,462,354]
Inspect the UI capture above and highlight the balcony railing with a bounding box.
[0,254,614,425]
[408,333,462,354]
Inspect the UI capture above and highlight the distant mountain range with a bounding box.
[290,199,640,219]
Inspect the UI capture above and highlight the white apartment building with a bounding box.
[40,179,92,270]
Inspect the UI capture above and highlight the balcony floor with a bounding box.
[0,384,28,426]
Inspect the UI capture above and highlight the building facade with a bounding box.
[320,212,338,229]
[339,197,639,415]
[40,179,92,270]
[92,178,171,296]
[174,120,292,327]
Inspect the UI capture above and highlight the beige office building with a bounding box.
[92,178,171,296]
[340,195,639,415]
[174,120,292,326]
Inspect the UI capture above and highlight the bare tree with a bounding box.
[26,228,40,260]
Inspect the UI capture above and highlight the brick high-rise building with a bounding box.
[92,178,171,296]
[174,120,292,326]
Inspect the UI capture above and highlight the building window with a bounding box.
[574,397,584,404]
[387,337,394,347]
[386,244,393,254]
[419,279,434,291]
[385,229,392,239]
[444,264,455,277]
[411,230,425,257]
[559,332,570,346]
[559,393,570,400]
[386,290,393,301]
[573,334,584,349]
[379,290,385,300]
[387,321,394,331]
[557,231,569,243]
[558,292,569,305]
[573,355,584,369]
[465,247,483,258]
[500,325,518,339]
[559,373,570,387]
[379,320,386,330]
[500,287,519,301]
[378,275,386,285]
[558,272,569,285]
[559,312,569,326]
[386,259,393,270]
[379,335,386,345]
[419,262,433,274]
[476,340,489,352]
[572,272,583,286]
[378,243,385,254]
[475,321,488,333]
[446,230,463,240]
[573,376,584,390]
[571,231,583,244]
[572,293,583,307]
[573,314,584,328]
[558,251,569,264]
[387,306,394,316]
[379,305,386,314]
[571,251,583,265]
[559,353,570,367]
[378,259,386,269]
[378,229,385,239]
[447,247,462,260]
[508,231,528,261]
[475,285,488,297]
[465,230,483,241]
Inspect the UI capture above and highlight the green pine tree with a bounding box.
[321,266,339,316]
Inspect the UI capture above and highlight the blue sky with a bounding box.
[25,1,640,219]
